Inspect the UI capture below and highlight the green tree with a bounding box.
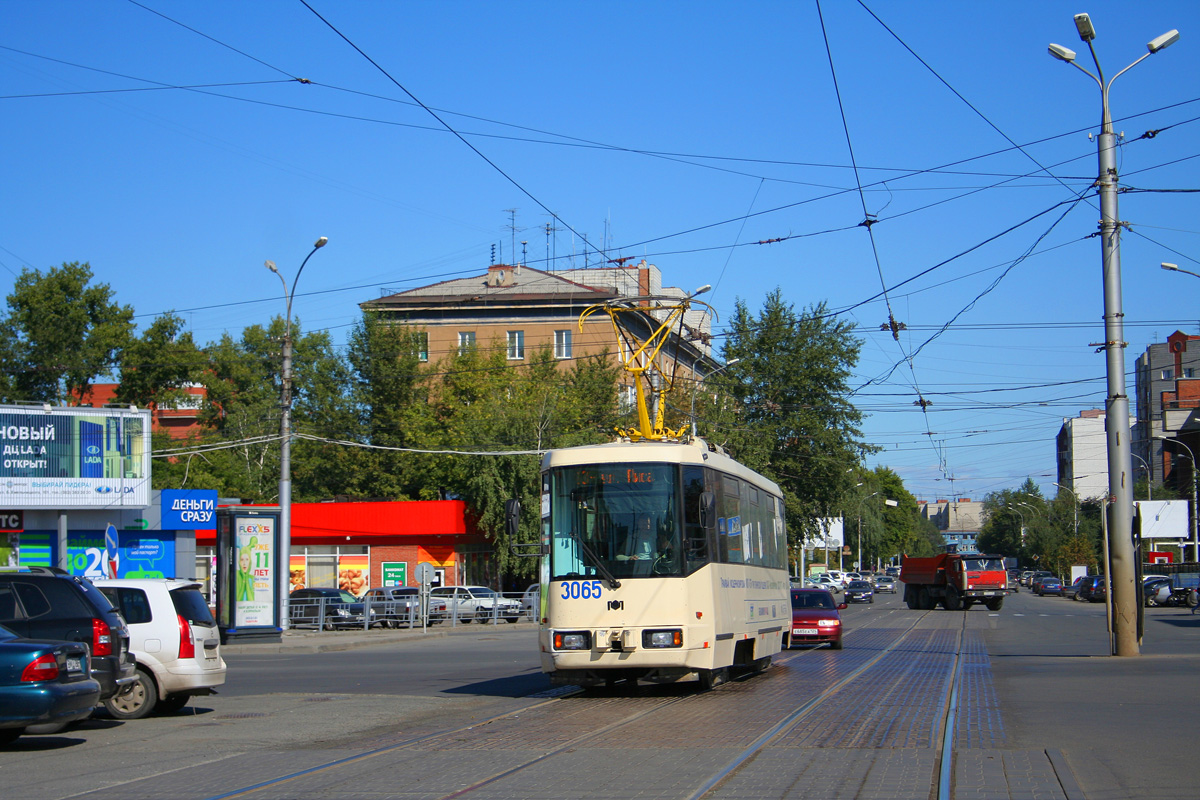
[715,290,870,545]
[0,262,133,403]
[114,312,206,410]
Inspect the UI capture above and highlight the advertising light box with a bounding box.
[0,405,152,509]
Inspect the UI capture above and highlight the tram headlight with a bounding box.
[643,629,683,648]
[553,631,591,650]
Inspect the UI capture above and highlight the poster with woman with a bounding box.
[234,517,275,627]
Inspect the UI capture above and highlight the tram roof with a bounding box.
[541,438,782,497]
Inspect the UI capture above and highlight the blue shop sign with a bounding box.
[161,489,218,529]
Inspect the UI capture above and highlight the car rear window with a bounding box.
[13,578,92,620]
[102,587,153,624]
[170,588,215,625]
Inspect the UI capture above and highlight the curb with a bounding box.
[221,619,537,655]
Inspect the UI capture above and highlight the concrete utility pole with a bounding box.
[1048,14,1178,657]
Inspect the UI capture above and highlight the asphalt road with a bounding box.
[2,585,1197,799]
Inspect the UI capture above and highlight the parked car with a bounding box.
[1063,576,1085,600]
[0,567,135,704]
[360,587,423,627]
[1035,576,1063,596]
[429,586,522,623]
[812,575,842,593]
[786,588,847,650]
[824,570,848,587]
[1028,572,1055,593]
[845,580,874,603]
[92,578,226,719]
[1018,571,1034,587]
[1144,577,1173,607]
[1076,575,1108,602]
[0,623,100,746]
[875,576,897,593]
[289,587,375,629]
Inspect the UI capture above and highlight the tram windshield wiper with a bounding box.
[575,536,621,590]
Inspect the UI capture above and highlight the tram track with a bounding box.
[196,605,978,800]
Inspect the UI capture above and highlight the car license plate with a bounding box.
[793,627,818,636]
[66,656,83,673]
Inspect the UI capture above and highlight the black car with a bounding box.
[845,580,874,603]
[1076,575,1107,603]
[288,587,375,630]
[0,567,135,702]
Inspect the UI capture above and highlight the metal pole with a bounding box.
[268,237,327,631]
[1049,17,1178,656]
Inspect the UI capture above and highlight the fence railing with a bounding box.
[288,590,539,632]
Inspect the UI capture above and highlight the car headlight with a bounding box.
[336,608,351,616]
[553,631,591,650]
[642,629,683,648]
[817,619,840,627]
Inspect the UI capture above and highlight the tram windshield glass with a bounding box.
[548,463,683,580]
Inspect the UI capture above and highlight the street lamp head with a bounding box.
[1073,13,1096,43]
[884,499,899,508]
[1048,43,1077,63]
[264,260,278,273]
[1161,262,1179,272]
[1148,30,1180,54]
[314,236,328,249]
[691,284,712,297]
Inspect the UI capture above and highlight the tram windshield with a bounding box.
[548,463,682,580]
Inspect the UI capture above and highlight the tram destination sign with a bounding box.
[0,405,152,509]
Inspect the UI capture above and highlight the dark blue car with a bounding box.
[1036,577,1063,596]
[0,623,101,746]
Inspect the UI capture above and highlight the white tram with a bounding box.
[535,437,791,689]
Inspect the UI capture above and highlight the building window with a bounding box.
[507,330,525,360]
[1186,368,1196,379]
[457,331,475,355]
[554,330,572,359]
[414,331,429,362]
[1162,368,1174,380]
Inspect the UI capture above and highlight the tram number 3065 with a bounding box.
[560,580,604,600]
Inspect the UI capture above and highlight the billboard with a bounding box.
[0,405,151,509]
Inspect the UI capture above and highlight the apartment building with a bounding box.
[1134,331,1200,493]
[360,260,718,414]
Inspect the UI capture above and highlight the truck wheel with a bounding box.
[962,599,975,610]
[944,587,962,611]
[985,597,1004,611]
[918,587,935,610]
[905,586,919,610]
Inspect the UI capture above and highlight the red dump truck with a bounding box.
[900,553,1009,611]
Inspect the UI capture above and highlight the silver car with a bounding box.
[429,586,522,623]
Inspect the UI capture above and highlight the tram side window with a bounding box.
[719,475,743,563]
[772,495,788,570]
[682,466,712,572]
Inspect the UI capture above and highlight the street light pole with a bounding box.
[1154,435,1198,562]
[265,236,328,630]
[1052,482,1079,543]
[1048,14,1178,656]
[856,492,878,573]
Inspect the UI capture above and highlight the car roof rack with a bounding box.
[0,565,70,575]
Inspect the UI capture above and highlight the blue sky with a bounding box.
[2,1,1198,504]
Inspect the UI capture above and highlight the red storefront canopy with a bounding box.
[195,500,473,546]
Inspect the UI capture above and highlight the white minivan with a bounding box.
[93,578,226,719]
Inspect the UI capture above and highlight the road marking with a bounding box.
[1012,613,1024,616]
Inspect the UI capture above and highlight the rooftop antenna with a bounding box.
[520,240,527,272]
[490,244,496,265]
[505,208,518,266]
[545,221,556,271]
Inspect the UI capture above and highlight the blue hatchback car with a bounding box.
[0,623,101,746]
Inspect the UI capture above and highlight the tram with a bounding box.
[523,289,791,689]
